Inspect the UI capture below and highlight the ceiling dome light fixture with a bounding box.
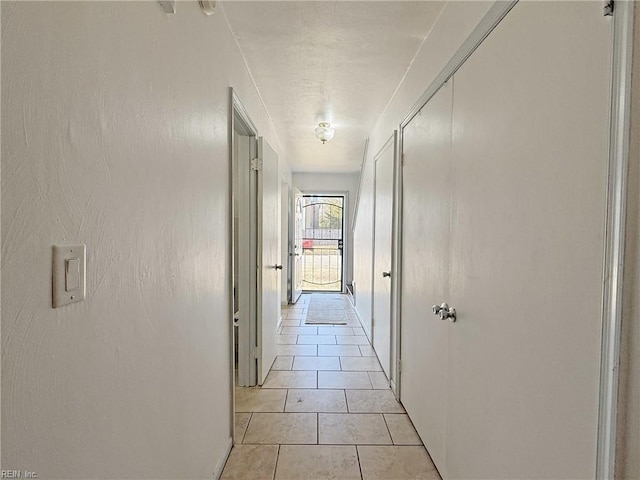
[315,122,335,144]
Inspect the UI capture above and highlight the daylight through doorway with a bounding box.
[302,195,344,292]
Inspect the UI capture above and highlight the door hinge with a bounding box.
[398,359,402,374]
[251,158,262,171]
[253,346,262,359]
[604,0,613,16]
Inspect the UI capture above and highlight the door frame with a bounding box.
[393,2,634,478]
[230,88,260,392]
[300,191,348,294]
[372,132,397,390]
[291,188,304,303]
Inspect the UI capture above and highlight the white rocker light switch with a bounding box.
[52,245,86,308]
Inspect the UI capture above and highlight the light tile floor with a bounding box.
[223,293,441,480]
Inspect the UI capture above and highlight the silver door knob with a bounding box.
[275,264,283,270]
[432,302,456,322]
[382,271,391,278]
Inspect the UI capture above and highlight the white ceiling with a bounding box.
[222,1,445,173]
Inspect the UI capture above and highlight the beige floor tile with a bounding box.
[340,356,382,372]
[318,413,392,445]
[346,390,405,413]
[272,356,294,370]
[277,344,317,356]
[281,319,301,327]
[263,370,317,389]
[234,413,251,443]
[278,334,298,345]
[298,335,337,345]
[343,319,363,327]
[352,327,366,336]
[243,413,317,445]
[282,326,317,335]
[285,389,347,413]
[384,414,422,445]
[357,446,440,480]
[317,326,355,335]
[285,314,307,320]
[336,335,370,345]
[318,371,373,389]
[293,356,341,371]
[367,371,390,390]
[236,387,287,412]
[286,307,307,313]
[221,444,278,480]
[318,345,361,357]
[359,345,376,357]
[275,445,360,480]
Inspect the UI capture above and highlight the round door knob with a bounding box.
[382,271,391,278]
[432,303,445,315]
[275,264,283,270]
[439,305,456,322]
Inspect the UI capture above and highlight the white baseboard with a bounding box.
[352,307,371,342]
[213,436,233,480]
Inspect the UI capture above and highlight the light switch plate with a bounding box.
[52,244,86,308]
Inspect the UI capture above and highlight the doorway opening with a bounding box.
[231,91,259,388]
[302,195,345,292]
[231,88,281,390]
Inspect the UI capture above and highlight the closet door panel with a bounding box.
[400,80,453,470]
[447,2,612,478]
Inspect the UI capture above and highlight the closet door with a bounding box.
[373,136,395,379]
[446,2,612,478]
[400,80,453,469]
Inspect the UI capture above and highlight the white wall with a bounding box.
[352,1,493,343]
[293,172,359,288]
[280,179,290,305]
[1,2,287,478]
[352,153,375,337]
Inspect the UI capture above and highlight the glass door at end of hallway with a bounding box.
[301,195,344,293]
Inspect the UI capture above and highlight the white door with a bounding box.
[401,2,612,478]
[444,3,611,477]
[257,137,280,385]
[291,188,304,303]
[372,136,395,379]
[400,80,453,467]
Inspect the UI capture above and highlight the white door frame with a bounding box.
[372,132,397,390]
[393,2,634,477]
[230,88,259,391]
[300,191,349,294]
[292,188,304,303]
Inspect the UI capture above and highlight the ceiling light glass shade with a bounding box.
[315,122,335,144]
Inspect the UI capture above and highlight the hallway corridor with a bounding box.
[222,294,440,479]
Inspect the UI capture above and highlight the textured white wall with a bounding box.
[352,1,493,343]
[292,172,359,287]
[1,2,286,478]
[352,154,374,338]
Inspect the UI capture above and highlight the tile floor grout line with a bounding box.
[344,388,350,413]
[283,388,290,413]
[381,411,396,445]
[273,444,281,480]
[356,444,364,480]
[240,412,252,444]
